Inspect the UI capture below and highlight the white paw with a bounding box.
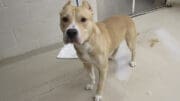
[129,61,136,67]
[94,95,102,101]
[85,84,94,90]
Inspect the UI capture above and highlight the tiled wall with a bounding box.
[0,0,97,60]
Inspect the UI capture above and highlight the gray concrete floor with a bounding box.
[0,5,180,101]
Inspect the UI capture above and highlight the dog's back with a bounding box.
[96,15,137,56]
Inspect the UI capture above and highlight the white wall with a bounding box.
[97,0,132,20]
[0,0,97,60]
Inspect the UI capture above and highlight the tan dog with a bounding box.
[59,0,137,101]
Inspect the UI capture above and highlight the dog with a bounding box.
[59,0,137,101]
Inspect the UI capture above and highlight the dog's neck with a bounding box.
[85,22,101,43]
[74,22,100,52]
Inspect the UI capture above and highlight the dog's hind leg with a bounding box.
[83,63,96,90]
[126,29,137,67]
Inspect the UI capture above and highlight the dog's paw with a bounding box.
[129,61,136,68]
[85,83,94,90]
[94,95,102,101]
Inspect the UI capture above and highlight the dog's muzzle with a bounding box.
[66,28,79,43]
[67,29,77,39]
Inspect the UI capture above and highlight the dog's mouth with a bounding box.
[64,37,81,44]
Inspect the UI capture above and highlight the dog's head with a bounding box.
[59,0,94,44]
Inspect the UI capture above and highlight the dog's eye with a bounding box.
[62,17,69,22]
[81,17,87,22]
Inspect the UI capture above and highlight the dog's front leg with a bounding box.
[94,58,108,101]
[83,63,96,90]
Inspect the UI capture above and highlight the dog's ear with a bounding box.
[63,0,72,9]
[82,0,93,13]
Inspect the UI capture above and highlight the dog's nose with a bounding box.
[66,29,78,39]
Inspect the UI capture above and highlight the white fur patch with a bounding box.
[85,83,94,90]
[129,61,136,67]
[94,95,102,101]
[66,21,77,30]
[65,20,80,39]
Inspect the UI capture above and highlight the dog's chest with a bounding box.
[76,43,96,64]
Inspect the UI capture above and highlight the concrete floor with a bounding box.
[0,5,180,101]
